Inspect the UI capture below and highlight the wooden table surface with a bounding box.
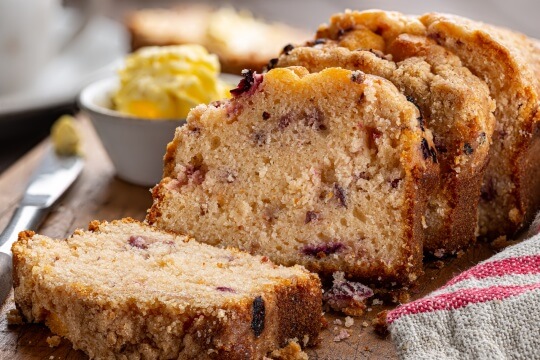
[0,116,500,359]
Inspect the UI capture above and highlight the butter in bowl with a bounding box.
[79,44,234,186]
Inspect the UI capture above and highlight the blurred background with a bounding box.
[1,0,539,173]
[104,0,540,37]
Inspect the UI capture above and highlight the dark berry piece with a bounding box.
[417,117,425,131]
[421,138,438,163]
[430,146,438,163]
[128,236,147,249]
[216,286,236,293]
[463,143,474,155]
[266,58,278,71]
[278,114,292,130]
[305,211,320,224]
[251,296,265,337]
[302,242,344,258]
[390,178,402,188]
[358,93,366,103]
[406,95,418,108]
[230,69,263,97]
[405,96,424,130]
[262,111,271,120]
[334,183,347,208]
[421,138,430,159]
[323,272,374,315]
[179,164,206,185]
[350,71,365,84]
[282,44,294,55]
[481,178,496,202]
[304,108,326,131]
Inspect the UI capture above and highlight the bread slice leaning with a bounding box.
[12,218,321,360]
[274,10,495,255]
[148,66,439,286]
[419,13,540,238]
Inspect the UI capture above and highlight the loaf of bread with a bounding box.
[126,5,309,74]
[148,66,439,286]
[12,218,321,359]
[419,13,540,238]
[274,10,495,255]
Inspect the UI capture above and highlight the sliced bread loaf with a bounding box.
[274,10,495,255]
[420,13,540,237]
[147,66,439,286]
[12,218,321,360]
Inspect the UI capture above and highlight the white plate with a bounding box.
[0,15,127,117]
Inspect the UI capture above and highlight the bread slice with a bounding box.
[147,66,439,286]
[126,5,309,74]
[12,218,321,360]
[274,10,495,255]
[419,13,540,237]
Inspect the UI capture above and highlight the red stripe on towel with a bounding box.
[444,255,540,288]
[387,283,540,323]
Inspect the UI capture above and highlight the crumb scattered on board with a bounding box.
[6,308,24,325]
[372,298,384,306]
[373,310,390,337]
[333,329,351,342]
[265,340,308,360]
[46,335,61,347]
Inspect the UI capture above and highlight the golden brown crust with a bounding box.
[16,230,35,242]
[163,137,179,178]
[146,181,168,226]
[87,220,102,232]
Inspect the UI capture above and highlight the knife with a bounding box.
[0,145,84,305]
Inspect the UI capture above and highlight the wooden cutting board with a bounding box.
[0,116,500,359]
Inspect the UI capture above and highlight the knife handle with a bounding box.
[0,206,49,254]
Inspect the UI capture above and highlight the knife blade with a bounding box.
[0,145,84,305]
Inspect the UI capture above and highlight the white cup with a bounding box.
[0,0,92,95]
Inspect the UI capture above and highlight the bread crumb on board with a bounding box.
[333,329,351,342]
[46,335,61,347]
[265,340,308,360]
[6,308,24,325]
[373,310,389,337]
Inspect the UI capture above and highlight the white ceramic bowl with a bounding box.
[79,77,185,186]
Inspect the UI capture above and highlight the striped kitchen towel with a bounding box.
[387,217,540,360]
